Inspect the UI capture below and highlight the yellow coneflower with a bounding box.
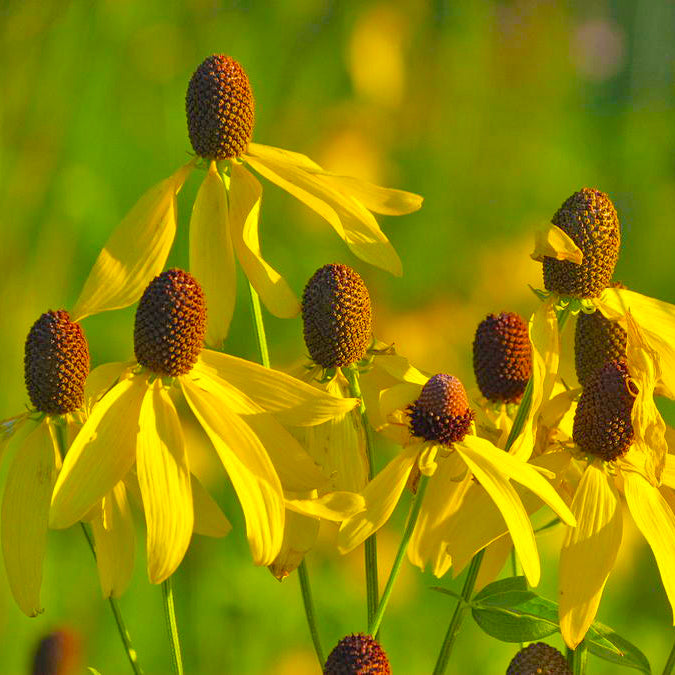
[72,55,422,348]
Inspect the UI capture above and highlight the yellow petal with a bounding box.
[50,375,148,529]
[228,163,300,318]
[189,162,237,348]
[0,413,31,464]
[91,481,135,598]
[191,474,232,538]
[559,462,622,648]
[624,470,675,622]
[530,224,583,264]
[598,287,675,399]
[72,162,194,321]
[246,143,323,171]
[2,421,59,616]
[269,509,319,580]
[474,535,513,592]
[454,439,540,587]
[137,381,193,584]
[181,376,284,565]
[243,151,402,275]
[286,490,365,521]
[197,350,358,425]
[337,446,417,554]
[663,454,675,489]
[85,362,133,410]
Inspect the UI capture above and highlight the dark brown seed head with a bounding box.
[573,360,636,462]
[473,312,532,403]
[24,310,89,415]
[324,633,391,675]
[302,264,372,368]
[408,374,474,446]
[134,269,206,377]
[543,188,620,298]
[31,628,80,675]
[506,642,571,675]
[186,54,254,160]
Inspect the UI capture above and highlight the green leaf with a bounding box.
[585,623,651,674]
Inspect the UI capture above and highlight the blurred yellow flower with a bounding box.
[72,55,422,348]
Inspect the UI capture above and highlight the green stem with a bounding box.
[368,475,429,636]
[568,641,587,675]
[432,550,485,675]
[53,423,144,675]
[298,560,324,666]
[162,577,184,675]
[343,363,379,631]
[662,633,675,675]
[504,377,533,452]
[247,282,270,368]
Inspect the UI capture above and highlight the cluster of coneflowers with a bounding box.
[3,54,675,675]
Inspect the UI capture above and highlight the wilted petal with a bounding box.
[269,510,320,580]
[530,224,583,263]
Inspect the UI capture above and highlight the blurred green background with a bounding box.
[2,0,675,672]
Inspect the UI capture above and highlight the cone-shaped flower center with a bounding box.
[543,188,620,298]
[24,310,90,415]
[186,54,255,160]
[408,373,474,446]
[302,263,372,369]
[134,268,207,377]
[473,311,532,403]
[323,633,391,675]
[573,360,636,462]
[507,642,571,675]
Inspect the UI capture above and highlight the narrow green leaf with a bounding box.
[429,586,464,602]
[473,576,527,602]
[585,622,651,674]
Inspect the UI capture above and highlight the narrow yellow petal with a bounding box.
[454,440,540,587]
[189,162,237,347]
[50,375,148,529]
[243,152,402,275]
[624,471,675,622]
[2,421,59,616]
[91,482,135,598]
[181,376,284,565]
[191,474,232,538]
[197,350,358,426]
[530,224,583,263]
[0,413,31,464]
[229,163,300,318]
[474,535,513,592]
[337,446,417,554]
[663,454,675,489]
[84,362,133,410]
[286,491,365,521]
[72,162,194,321]
[245,143,323,171]
[137,381,193,584]
[559,463,622,648]
[269,510,319,580]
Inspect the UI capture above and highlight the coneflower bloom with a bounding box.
[49,269,358,584]
[324,633,391,675]
[72,54,422,348]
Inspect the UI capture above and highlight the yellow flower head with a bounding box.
[72,55,423,349]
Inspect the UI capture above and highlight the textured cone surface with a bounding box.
[575,308,627,388]
[134,268,206,376]
[32,629,80,675]
[573,360,636,462]
[473,312,532,403]
[324,633,391,675]
[302,264,372,368]
[506,642,571,675]
[408,373,474,446]
[543,188,620,298]
[186,54,254,160]
[24,310,90,415]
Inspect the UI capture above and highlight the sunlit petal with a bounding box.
[84,362,134,410]
[559,462,622,648]
[269,510,319,580]
[72,162,194,321]
[286,491,365,521]
[530,224,583,263]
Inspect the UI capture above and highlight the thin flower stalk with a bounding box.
[162,577,184,675]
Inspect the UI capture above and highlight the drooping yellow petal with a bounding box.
[191,474,232,538]
[72,162,195,321]
[189,162,237,348]
[662,454,675,489]
[454,439,540,586]
[181,376,284,565]
[50,375,148,529]
[2,421,59,616]
[197,351,358,425]
[84,362,133,410]
[598,287,675,399]
[137,381,193,584]
[530,224,583,264]
[474,535,513,592]
[0,413,31,464]
[286,491,365,521]
[559,462,622,649]
[91,481,135,598]
[228,162,299,318]
[243,150,402,276]
[269,510,320,580]
[624,470,675,622]
[245,143,324,171]
[337,446,418,554]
